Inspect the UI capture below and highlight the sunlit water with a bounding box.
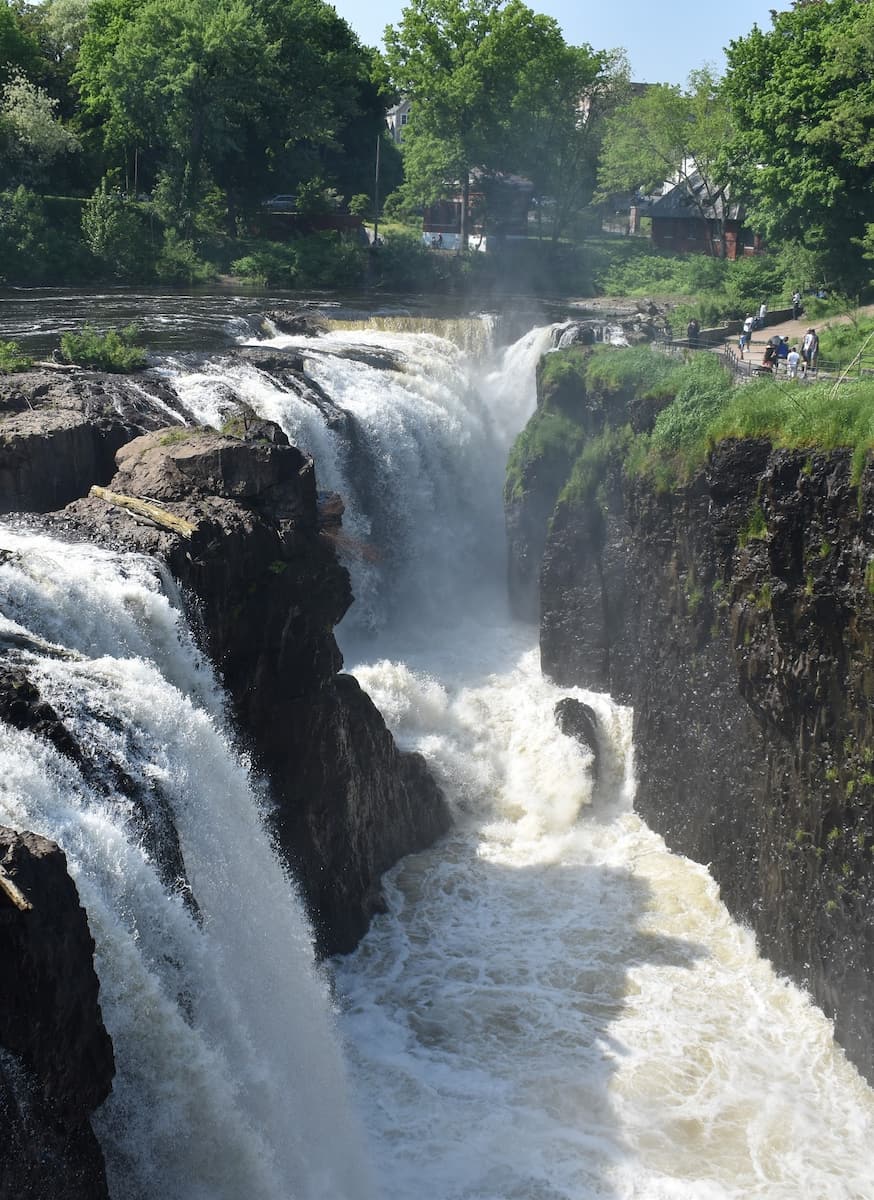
[2,307,874,1198]
[164,316,874,1197]
[0,532,373,1200]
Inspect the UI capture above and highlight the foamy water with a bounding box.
[6,313,871,1198]
[0,530,373,1200]
[163,315,874,1197]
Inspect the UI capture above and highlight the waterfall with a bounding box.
[0,530,373,1200]
[6,301,873,1200]
[157,316,874,1198]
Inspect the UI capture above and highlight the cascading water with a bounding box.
[163,315,874,1198]
[0,532,373,1200]
[5,300,874,1199]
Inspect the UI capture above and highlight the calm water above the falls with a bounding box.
[3,292,874,1198]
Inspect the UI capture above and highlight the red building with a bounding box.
[640,172,762,260]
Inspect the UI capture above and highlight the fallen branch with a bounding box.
[89,486,198,538]
[0,865,32,912]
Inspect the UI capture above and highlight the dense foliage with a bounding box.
[385,0,626,246]
[722,0,874,291]
[60,323,147,371]
[4,0,874,296]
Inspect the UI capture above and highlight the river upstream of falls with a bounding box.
[2,306,874,1198]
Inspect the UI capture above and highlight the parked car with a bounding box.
[263,194,297,212]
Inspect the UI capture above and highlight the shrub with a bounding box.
[0,186,95,284]
[231,242,298,286]
[82,180,155,280]
[0,339,32,373]
[505,407,589,502]
[155,230,216,284]
[59,323,147,372]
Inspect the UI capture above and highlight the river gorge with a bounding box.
[1,290,873,1199]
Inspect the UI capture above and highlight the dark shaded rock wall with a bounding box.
[0,827,114,1200]
[57,427,449,956]
[536,436,874,1081]
[0,370,187,514]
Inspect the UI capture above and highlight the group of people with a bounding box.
[755,329,819,377]
[736,295,820,378]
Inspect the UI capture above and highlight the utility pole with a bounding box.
[373,131,381,246]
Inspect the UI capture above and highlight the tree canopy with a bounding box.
[385,0,596,247]
[597,68,733,252]
[722,0,874,288]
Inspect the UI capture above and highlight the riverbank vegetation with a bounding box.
[2,0,874,304]
[509,345,874,515]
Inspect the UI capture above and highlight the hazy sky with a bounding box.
[330,0,778,86]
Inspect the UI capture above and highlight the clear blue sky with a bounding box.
[330,0,777,86]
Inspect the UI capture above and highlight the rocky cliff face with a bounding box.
[0,370,189,514]
[0,827,114,1200]
[511,351,874,1083]
[55,423,449,956]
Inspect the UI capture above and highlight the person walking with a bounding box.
[801,328,818,374]
[787,345,801,379]
[687,318,700,348]
[741,314,754,357]
[808,328,819,373]
[792,290,802,320]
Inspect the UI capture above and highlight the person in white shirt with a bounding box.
[787,346,801,379]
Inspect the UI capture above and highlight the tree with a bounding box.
[0,0,41,85]
[722,0,874,289]
[385,0,567,249]
[597,68,734,255]
[513,44,628,242]
[0,70,79,185]
[76,0,276,229]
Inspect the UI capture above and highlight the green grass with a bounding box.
[583,343,678,396]
[505,407,589,502]
[510,341,874,532]
[557,424,634,509]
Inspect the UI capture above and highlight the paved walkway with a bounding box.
[736,302,874,358]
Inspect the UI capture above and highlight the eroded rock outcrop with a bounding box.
[510,348,874,1082]
[54,425,449,955]
[0,827,114,1200]
[0,370,188,514]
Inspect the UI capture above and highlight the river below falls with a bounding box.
[3,290,874,1198]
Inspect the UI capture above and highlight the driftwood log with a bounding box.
[0,863,33,911]
[89,486,198,537]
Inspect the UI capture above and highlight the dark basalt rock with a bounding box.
[263,309,329,337]
[526,355,874,1082]
[0,371,188,515]
[0,827,114,1200]
[554,698,600,782]
[56,422,449,956]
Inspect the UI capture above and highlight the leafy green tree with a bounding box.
[385,0,568,249]
[597,68,734,255]
[0,70,79,184]
[76,0,276,229]
[0,1,41,85]
[82,178,154,277]
[722,0,874,289]
[514,44,628,242]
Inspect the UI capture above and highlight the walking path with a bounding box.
[730,302,874,378]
